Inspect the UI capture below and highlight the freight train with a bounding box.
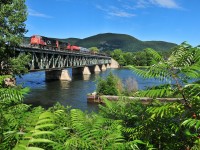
[29,35,90,53]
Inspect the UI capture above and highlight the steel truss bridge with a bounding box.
[14,46,111,71]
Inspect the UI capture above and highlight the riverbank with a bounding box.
[87,94,183,104]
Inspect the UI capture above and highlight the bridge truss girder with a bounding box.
[15,47,111,71]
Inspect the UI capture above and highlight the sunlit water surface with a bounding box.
[17,68,165,112]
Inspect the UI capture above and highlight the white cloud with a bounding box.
[136,0,150,8]
[96,5,135,18]
[149,0,180,8]
[28,8,53,18]
[55,0,70,2]
[122,0,181,9]
[109,10,136,17]
[96,0,181,19]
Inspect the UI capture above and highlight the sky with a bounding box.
[25,0,200,46]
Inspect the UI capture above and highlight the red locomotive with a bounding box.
[30,35,81,51]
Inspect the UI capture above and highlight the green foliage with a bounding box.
[110,47,171,66]
[123,42,200,149]
[96,72,122,95]
[0,0,29,76]
[9,53,31,76]
[0,0,27,46]
[111,49,126,66]
[14,111,56,150]
[128,42,200,101]
[63,109,125,150]
[0,83,30,149]
[89,46,99,53]
[136,84,174,98]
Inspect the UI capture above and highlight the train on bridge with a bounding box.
[16,35,111,72]
[22,35,95,54]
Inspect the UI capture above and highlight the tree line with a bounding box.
[110,48,172,67]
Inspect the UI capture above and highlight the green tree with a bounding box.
[96,72,122,95]
[123,52,136,66]
[144,48,155,66]
[89,47,99,53]
[134,51,147,66]
[0,0,28,75]
[111,49,126,66]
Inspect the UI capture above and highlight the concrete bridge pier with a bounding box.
[87,65,101,74]
[83,66,91,75]
[106,63,111,68]
[45,69,71,81]
[101,64,107,71]
[94,65,101,73]
[72,66,91,75]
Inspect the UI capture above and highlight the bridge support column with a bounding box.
[106,64,111,68]
[45,70,71,81]
[83,66,91,75]
[94,65,101,73]
[72,67,91,75]
[101,64,106,71]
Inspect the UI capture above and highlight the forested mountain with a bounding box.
[60,38,80,45]
[75,33,177,52]
[24,33,177,52]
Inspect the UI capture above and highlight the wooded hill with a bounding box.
[65,33,177,52]
[24,33,177,52]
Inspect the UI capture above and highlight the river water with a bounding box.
[16,68,164,112]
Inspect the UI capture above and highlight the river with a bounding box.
[16,68,165,112]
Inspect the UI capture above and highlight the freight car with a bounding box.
[30,35,81,51]
[66,43,80,51]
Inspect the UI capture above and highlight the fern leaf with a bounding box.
[29,138,54,144]
[32,131,55,137]
[182,119,200,130]
[183,84,200,97]
[39,111,54,119]
[35,123,56,130]
[147,103,183,118]
[27,147,45,150]
[36,118,54,125]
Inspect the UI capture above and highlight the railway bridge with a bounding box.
[14,46,113,81]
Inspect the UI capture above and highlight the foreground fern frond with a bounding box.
[182,119,200,130]
[64,109,125,149]
[14,111,56,150]
[137,84,173,98]
[0,88,28,105]
[147,102,184,118]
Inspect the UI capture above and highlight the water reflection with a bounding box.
[59,80,71,89]
[82,74,91,81]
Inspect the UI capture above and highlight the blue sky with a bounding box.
[25,0,200,46]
